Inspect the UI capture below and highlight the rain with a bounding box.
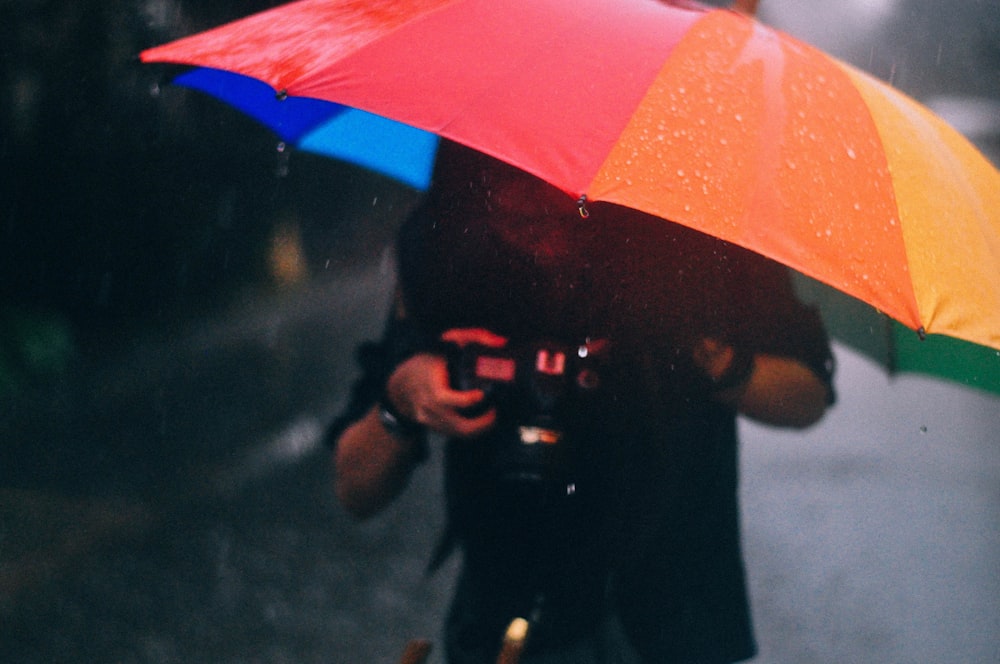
[2,1,998,663]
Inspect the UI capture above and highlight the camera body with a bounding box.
[447,339,609,487]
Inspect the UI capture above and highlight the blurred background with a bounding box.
[1,1,997,662]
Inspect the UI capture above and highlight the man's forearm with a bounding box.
[735,354,829,428]
[333,406,424,519]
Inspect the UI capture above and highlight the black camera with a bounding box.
[447,339,609,488]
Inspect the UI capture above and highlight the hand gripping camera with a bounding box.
[447,338,610,489]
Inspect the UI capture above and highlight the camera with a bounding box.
[447,338,609,488]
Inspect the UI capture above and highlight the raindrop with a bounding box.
[846,147,857,159]
[275,142,290,177]
[919,425,928,434]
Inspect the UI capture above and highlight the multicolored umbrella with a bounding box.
[141,0,1000,390]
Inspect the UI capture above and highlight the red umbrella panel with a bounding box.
[141,0,1000,358]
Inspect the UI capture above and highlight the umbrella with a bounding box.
[141,0,1000,388]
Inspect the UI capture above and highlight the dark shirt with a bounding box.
[332,142,835,663]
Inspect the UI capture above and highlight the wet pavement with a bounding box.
[2,261,457,663]
[1,259,998,664]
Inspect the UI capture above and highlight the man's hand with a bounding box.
[384,328,508,439]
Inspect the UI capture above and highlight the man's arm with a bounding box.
[333,329,505,519]
[334,404,427,519]
[734,354,829,427]
[696,339,831,428]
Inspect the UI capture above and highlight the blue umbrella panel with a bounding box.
[175,67,439,191]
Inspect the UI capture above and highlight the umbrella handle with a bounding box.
[496,617,531,664]
[731,0,760,16]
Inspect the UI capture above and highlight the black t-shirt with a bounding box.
[334,142,835,663]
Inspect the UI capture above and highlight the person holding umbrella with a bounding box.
[137,0,999,658]
[330,140,835,663]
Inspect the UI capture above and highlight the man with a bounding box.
[330,141,835,663]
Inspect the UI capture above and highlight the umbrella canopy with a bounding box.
[141,0,1000,363]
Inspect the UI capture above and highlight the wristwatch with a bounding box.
[376,397,430,464]
[377,396,425,439]
[711,347,756,393]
